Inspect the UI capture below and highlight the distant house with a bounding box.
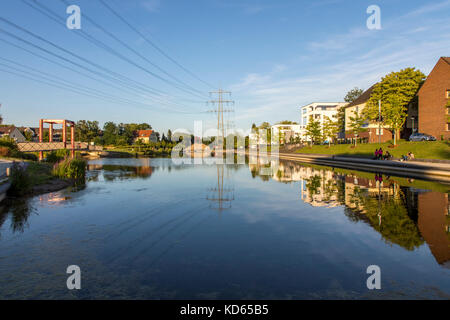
[0,126,26,143]
[270,124,301,144]
[135,130,158,143]
[300,102,347,142]
[417,57,450,140]
[18,127,38,141]
[343,86,392,143]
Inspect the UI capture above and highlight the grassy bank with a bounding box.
[294,141,450,160]
[8,158,86,197]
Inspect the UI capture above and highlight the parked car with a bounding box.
[408,132,436,141]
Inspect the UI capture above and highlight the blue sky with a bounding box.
[0,0,449,134]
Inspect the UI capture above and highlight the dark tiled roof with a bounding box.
[0,126,15,134]
[344,85,377,108]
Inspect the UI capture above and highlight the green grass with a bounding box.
[26,162,54,187]
[294,141,450,160]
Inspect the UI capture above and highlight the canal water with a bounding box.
[0,157,449,299]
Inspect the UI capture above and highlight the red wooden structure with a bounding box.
[39,119,75,160]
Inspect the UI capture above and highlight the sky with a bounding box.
[0,0,449,135]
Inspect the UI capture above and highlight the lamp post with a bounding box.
[411,116,415,133]
[378,100,381,144]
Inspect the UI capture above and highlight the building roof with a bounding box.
[0,126,16,134]
[418,57,450,96]
[344,85,376,109]
[442,57,450,65]
[137,130,154,138]
[301,102,347,109]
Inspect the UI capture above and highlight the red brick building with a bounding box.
[417,57,450,140]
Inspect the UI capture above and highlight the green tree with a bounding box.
[322,116,339,146]
[23,130,33,142]
[103,121,119,145]
[336,107,346,135]
[336,88,363,136]
[277,120,298,125]
[167,129,173,142]
[304,115,322,145]
[76,120,99,142]
[349,110,367,146]
[344,87,364,103]
[364,68,426,145]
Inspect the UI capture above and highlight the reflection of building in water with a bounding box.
[418,192,450,267]
[253,159,449,266]
[299,167,342,208]
[344,175,396,212]
[250,159,343,207]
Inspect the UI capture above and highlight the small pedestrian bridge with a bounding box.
[17,142,102,152]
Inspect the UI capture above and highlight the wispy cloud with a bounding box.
[230,2,450,127]
[141,0,161,13]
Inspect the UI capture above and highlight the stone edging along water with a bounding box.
[275,152,450,183]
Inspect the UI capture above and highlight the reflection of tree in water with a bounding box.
[0,197,35,236]
[306,175,321,196]
[345,185,424,251]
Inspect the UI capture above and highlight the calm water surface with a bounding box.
[0,157,449,299]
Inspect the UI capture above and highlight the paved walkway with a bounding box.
[0,159,14,178]
[277,152,450,182]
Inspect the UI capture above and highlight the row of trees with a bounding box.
[74,121,176,146]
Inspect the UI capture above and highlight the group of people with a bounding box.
[373,148,393,160]
[373,148,415,161]
[401,152,415,162]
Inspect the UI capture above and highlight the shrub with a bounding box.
[52,157,86,181]
[20,153,38,161]
[8,162,31,196]
[0,147,10,157]
[45,149,70,163]
[0,137,18,151]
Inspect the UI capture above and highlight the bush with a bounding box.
[8,162,31,196]
[20,153,38,161]
[52,157,86,181]
[45,149,70,163]
[0,146,10,157]
[0,137,18,151]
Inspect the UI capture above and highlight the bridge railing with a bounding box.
[17,142,90,152]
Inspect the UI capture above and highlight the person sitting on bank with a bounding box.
[408,152,415,160]
[383,151,392,160]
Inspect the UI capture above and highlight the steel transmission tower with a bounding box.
[207,89,234,148]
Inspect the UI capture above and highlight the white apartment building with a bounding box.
[299,102,347,141]
[270,124,302,144]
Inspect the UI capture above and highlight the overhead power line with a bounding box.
[0,59,207,114]
[58,0,207,98]
[0,16,171,98]
[98,0,217,90]
[21,0,207,101]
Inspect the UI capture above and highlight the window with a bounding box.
[446,90,450,98]
[376,128,384,135]
[447,123,450,131]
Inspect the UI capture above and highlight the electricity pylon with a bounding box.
[207,89,234,148]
